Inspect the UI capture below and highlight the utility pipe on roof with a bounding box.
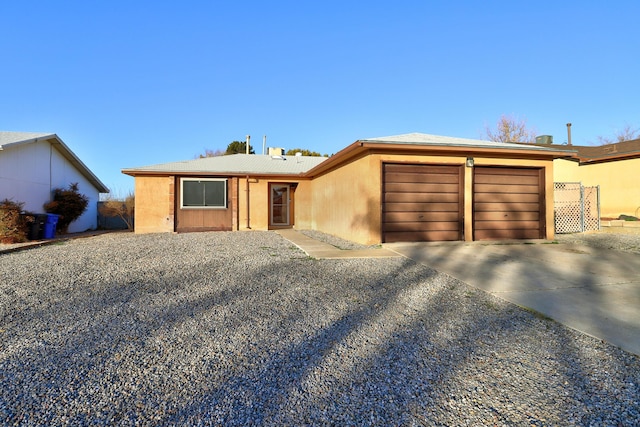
[567,123,572,146]
[246,135,250,154]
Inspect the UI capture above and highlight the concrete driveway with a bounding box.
[386,241,640,356]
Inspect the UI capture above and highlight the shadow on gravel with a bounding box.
[1,231,639,425]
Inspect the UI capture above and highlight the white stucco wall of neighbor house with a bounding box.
[0,140,100,232]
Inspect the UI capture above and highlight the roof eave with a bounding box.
[304,140,576,178]
[0,134,54,150]
[121,169,310,179]
[360,142,575,158]
[579,152,640,165]
[47,135,110,193]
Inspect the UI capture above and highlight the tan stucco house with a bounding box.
[123,133,573,244]
[550,138,640,219]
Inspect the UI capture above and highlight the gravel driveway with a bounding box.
[1,231,638,425]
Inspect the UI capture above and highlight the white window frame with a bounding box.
[180,178,228,209]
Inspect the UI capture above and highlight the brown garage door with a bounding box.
[383,163,463,242]
[473,167,544,240]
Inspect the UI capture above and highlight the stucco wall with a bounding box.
[134,176,174,233]
[242,178,312,231]
[291,180,314,228]
[554,158,640,218]
[135,175,311,233]
[243,178,269,230]
[0,140,100,232]
[309,154,381,245]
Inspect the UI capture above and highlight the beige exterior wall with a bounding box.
[134,175,174,234]
[554,158,640,218]
[292,180,314,229]
[134,175,311,234]
[309,154,556,245]
[241,178,267,230]
[132,154,556,242]
[240,177,313,231]
[309,154,380,245]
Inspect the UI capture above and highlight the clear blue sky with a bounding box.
[2,1,639,195]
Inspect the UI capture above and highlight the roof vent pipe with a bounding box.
[566,123,572,146]
[246,135,250,154]
[263,135,266,155]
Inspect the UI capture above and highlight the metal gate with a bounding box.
[554,182,600,233]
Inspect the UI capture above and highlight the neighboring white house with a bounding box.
[0,131,109,233]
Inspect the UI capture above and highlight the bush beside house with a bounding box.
[43,183,89,234]
[0,199,29,243]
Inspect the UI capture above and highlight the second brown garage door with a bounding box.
[383,163,463,242]
[473,167,545,240]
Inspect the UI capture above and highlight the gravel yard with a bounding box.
[1,231,639,426]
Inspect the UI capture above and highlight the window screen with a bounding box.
[181,179,227,208]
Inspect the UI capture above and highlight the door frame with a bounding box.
[268,182,295,229]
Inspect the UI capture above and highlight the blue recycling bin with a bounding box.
[43,214,59,239]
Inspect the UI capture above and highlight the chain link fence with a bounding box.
[554,182,600,234]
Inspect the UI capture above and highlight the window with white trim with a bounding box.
[180,178,227,209]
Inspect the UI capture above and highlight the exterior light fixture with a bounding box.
[466,157,474,167]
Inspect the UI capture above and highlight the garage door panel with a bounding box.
[384,164,461,175]
[384,230,461,243]
[384,172,459,184]
[384,211,461,222]
[385,192,460,203]
[474,228,542,240]
[474,184,541,194]
[474,193,540,203]
[474,211,539,221]
[384,182,460,193]
[475,168,539,177]
[385,202,460,212]
[474,220,542,230]
[474,202,539,212]
[474,174,540,185]
[383,221,461,232]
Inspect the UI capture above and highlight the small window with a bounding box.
[181,178,227,209]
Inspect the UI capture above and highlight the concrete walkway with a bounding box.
[275,229,401,259]
[386,241,640,356]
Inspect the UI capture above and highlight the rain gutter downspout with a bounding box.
[246,175,251,229]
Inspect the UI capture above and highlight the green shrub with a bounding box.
[44,183,89,234]
[0,199,28,244]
